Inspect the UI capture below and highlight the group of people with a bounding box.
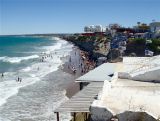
[80,51,96,74]
[1,73,22,83]
[67,48,96,75]
[40,52,58,62]
[16,77,22,83]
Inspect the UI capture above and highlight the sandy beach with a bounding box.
[61,45,96,98]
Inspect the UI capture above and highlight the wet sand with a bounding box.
[60,46,96,98]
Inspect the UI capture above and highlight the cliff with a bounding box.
[64,35,110,60]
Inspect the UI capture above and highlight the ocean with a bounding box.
[0,36,74,121]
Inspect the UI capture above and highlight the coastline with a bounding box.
[0,37,76,121]
[0,36,96,121]
[60,45,96,98]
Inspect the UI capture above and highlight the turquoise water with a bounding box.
[0,36,56,73]
[0,36,73,121]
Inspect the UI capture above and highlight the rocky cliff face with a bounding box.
[65,35,110,60]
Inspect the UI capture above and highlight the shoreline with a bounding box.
[59,42,96,98]
[0,37,96,121]
[0,37,75,121]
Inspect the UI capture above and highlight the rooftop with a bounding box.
[91,56,160,120]
[76,63,118,82]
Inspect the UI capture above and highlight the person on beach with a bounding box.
[19,78,22,83]
[41,57,44,62]
[69,57,71,62]
[17,77,22,83]
[1,73,4,78]
[17,77,20,82]
[81,68,84,74]
[72,66,76,73]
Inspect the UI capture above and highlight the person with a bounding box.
[72,66,76,73]
[19,78,22,83]
[1,73,4,78]
[81,69,84,73]
[69,57,71,62]
[16,77,19,82]
[17,77,21,82]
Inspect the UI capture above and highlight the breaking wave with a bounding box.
[0,55,39,63]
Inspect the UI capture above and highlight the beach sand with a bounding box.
[60,46,96,98]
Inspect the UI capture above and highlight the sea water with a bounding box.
[0,36,73,121]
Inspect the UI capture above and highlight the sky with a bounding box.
[0,0,160,35]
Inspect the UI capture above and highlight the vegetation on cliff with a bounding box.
[125,38,160,56]
[147,38,160,54]
[65,34,111,60]
[125,38,146,56]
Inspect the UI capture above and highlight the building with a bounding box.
[84,26,91,32]
[91,56,160,121]
[150,22,160,33]
[109,23,121,30]
[84,25,103,33]
[55,55,160,121]
[94,25,103,32]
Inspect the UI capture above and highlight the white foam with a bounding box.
[42,38,68,54]
[0,57,5,60]
[0,55,39,63]
[0,38,73,107]
[0,117,11,121]
[50,37,66,41]
[0,76,40,106]
[22,67,31,72]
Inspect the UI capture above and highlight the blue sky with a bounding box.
[0,0,160,35]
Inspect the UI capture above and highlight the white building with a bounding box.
[84,26,91,32]
[109,23,121,30]
[84,25,103,32]
[94,25,103,32]
[76,56,160,121]
[150,22,160,32]
[55,56,160,121]
[90,25,95,32]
